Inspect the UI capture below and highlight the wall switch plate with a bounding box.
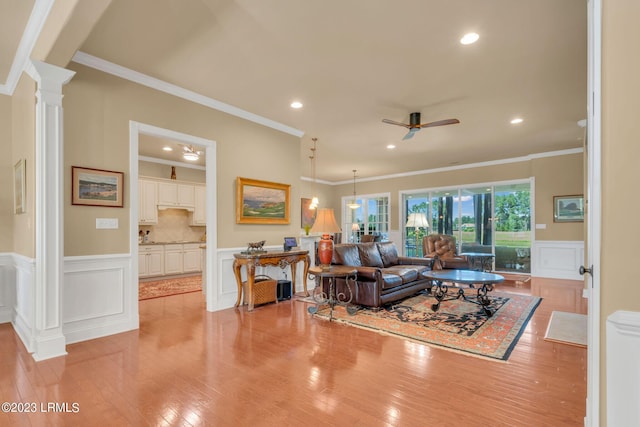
[96,218,119,229]
[535,223,547,229]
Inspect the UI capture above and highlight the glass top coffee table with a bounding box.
[422,270,504,317]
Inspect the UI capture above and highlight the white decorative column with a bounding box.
[25,60,75,361]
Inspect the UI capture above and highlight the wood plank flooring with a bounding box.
[0,278,586,426]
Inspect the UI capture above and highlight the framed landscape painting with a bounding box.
[301,197,317,229]
[553,195,584,222]
[72,166,124,207]
[236,177,290,224]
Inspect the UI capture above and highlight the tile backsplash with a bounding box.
[139,209,205,243]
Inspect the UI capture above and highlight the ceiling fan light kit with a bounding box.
[181,144,202,161]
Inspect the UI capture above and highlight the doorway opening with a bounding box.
[129,121,217,319]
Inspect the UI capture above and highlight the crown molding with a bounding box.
[309,147,584,185]
[72,51,305,138]
[0,0,54,95]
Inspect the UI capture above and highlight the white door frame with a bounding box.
[129,121,218,315]
[585,0,602,425]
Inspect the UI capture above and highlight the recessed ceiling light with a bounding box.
[510,118,524,124]
[163,146,173,151]
[387,144,396,150]
[290,101,303,109]
[460,32,479,45]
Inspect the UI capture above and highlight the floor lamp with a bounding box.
[405,213,429,256]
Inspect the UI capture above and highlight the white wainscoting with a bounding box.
[606,310,640,427]
[531,240,584,280]
[63,254,137,344]
[12,254,36,353]
[0,254,16,324]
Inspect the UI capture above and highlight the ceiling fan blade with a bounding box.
[402,129,418,140]
[382,118,410,128]
[420,118,460,128]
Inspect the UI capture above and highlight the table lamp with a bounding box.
[311,208,341,269]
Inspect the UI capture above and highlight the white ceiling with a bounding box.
[3,0,587,182]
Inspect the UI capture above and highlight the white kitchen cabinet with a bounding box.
[164,244,184,275]
[138,179,158,224]
[191,184,206,225]
[158,181,195,208]
[139,245,164,277]
[183,243,202,272]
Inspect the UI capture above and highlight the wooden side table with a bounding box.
[233,250,310,311]
[307,266,358,320]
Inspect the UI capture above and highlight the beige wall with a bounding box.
[64,64,302,255]
[139,161,206,183]
[0,95,12,252]
[11,75,36,258]
[601,1,640,423]
[330,153,584,241]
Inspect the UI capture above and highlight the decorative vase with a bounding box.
[317,234,334,269]
[171,166,176,180]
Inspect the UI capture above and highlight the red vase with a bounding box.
[317,234,334,268]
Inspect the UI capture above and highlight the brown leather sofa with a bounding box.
[325,241,434,308]
[422,234,470,270]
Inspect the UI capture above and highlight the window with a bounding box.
[343,194,390,243]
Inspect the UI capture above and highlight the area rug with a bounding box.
[314,291,541,361]
[139,275,202,300]
[544,311,587,347]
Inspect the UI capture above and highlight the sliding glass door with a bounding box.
[402,179,531,273]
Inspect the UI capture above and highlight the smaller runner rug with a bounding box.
[314,291,541,361]
[139,275,202,300]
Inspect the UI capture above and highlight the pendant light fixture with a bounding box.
[347,169,360,209]
[309,138,319,209]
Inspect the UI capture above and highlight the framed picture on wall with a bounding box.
[301,197,317,229]
[235,177,290,224]
[14,159,26,214]
[553,195,584,222]
[72,166,124,207]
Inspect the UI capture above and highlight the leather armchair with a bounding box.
[422,234,469,270]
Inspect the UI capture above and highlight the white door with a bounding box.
[583,0,601,424]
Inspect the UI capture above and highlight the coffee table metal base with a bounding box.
[423,270,505,317]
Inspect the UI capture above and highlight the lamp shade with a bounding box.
[310,208,341,234]
[405,212,429,228]
[351,222,360,231]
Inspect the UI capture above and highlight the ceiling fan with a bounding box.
[181,144,203,161]
[382,112,460,140]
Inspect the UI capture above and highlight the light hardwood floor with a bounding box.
[0,278,586,426]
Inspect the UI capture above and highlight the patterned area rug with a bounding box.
[139,275,202,300]
[314,290,541,361]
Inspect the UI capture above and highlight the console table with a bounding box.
[422,270,504,317]
[307,266,358,320]
[233,250,310,311]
